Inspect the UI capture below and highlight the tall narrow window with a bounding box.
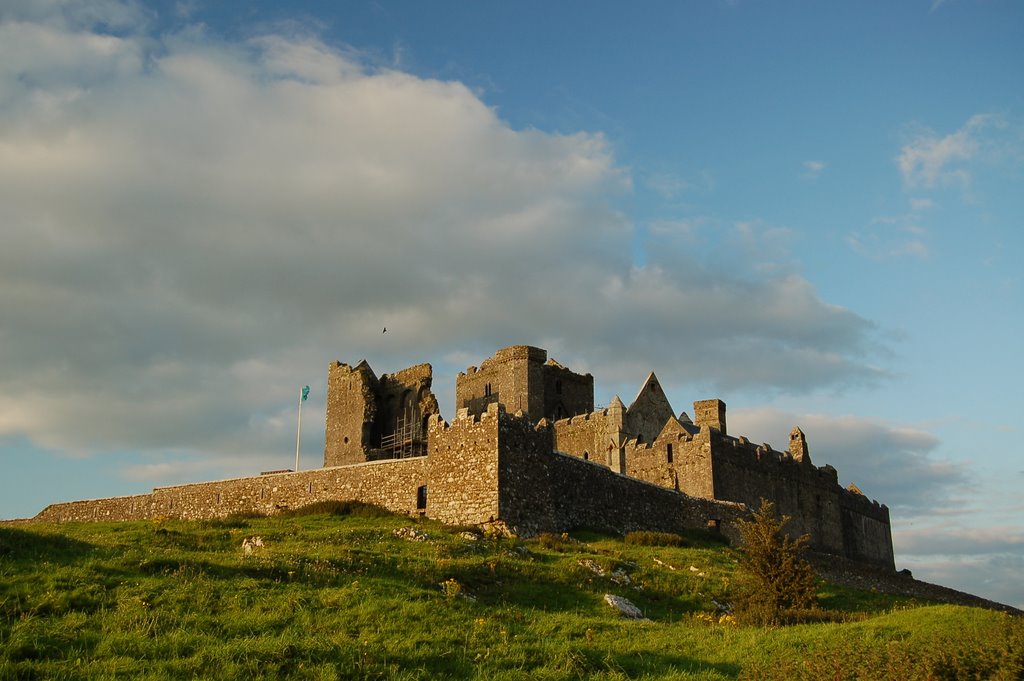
[416,485,428,510]
[484,383,492,396]
[583,451,590,461]
[555,380,563,395]
[667,443,674,463]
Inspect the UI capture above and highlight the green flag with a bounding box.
[302,385,310,402]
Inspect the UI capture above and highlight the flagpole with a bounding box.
[295,387,303,472]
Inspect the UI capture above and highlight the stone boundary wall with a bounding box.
[546,452,748,544]
[34,458,428,523]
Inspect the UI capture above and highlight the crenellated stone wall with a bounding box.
[551,407,625,469]
[425,406,502,525]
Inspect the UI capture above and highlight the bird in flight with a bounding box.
[382,327,387,334]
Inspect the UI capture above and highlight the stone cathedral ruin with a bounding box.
[34,345,895,569]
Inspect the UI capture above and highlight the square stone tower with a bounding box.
[455,345,593,421]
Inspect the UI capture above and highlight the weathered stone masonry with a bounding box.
[33,344,894,571]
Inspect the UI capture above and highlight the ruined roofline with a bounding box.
[379,362,432,384]
[331,358,379,381]
[459,344,547,375]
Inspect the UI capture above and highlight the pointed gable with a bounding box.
[625,372,676,445]
[657,415,698,440]
[654,416,690,442]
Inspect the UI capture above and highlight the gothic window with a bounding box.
[583,451,590,461]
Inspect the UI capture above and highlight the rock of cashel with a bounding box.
[32,345,895,570]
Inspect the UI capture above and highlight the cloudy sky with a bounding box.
[1,0,1021,606]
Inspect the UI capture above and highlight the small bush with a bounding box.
[624,531,687,547]
[280,500,393,518]
[535,532,576,552]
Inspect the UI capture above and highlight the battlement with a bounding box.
[490,345,548,364]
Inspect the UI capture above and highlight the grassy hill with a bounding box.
[2,504,1021,680]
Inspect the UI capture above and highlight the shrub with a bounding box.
[733,499,818,626]
[535,532,580,552]
[624,530,687,547]
[280,500,393,518]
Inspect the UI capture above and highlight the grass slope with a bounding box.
[1,506,1021,680]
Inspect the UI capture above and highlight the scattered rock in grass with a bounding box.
[653,557,677,571]
[242,536,264,555]
[712,599,732,614]
[604,594,648,620]
[393,526,428,542]
[459,531,479,541]
[580,558,632,585]
[480,520,515,538]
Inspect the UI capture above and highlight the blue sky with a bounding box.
[1,0,1021,607]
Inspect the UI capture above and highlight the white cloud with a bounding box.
[894,526,1024,609]
[847,215,930,259]
[646,172,690,200]
[802,159,825,179]
[897,113,1000,189]
[895,526,1024,557]
[0,2,886,489]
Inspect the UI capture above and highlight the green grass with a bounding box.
[1,511,1020,680]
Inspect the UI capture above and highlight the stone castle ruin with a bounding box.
[34,345,894,569]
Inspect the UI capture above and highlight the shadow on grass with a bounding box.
[608,649,741,678]
[0,526,96,563]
